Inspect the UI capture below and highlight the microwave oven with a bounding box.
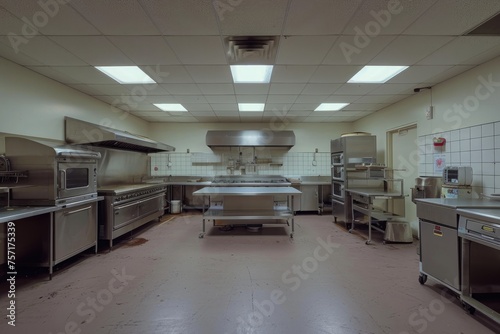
[443,166,472,185]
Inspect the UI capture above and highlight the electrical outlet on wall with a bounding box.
[426,106,434,120]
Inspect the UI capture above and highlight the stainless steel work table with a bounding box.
[0,196,103,279]
[193,186,302,238]
[346,187,405,244]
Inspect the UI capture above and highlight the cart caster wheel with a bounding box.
[290,233,294,239]
[418,274,427,285]
[365,240,371,245]
[463,302,476,315]
[198,233,205,238]
[348,230,353,233]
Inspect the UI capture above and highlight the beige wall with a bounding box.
[0,57,149,146]
[354,56,500,163]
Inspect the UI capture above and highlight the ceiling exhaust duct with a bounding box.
[206,130,295,148]
[65,117,175,154]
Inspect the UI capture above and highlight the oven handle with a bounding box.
[64,205,92,216]
[58,170,66,190]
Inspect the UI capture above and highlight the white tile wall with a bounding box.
[418,120,500,196]
[150,150,331,177]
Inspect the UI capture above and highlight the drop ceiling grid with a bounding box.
[0,1,499,123]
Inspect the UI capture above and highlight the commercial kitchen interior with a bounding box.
[2,0,500,333]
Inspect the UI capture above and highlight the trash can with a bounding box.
[171,200,181,214]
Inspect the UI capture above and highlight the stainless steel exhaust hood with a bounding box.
[65,117,175,154]
[206,130,295,148]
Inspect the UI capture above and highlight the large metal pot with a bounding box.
[411,176,442,203]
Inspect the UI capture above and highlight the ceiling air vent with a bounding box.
[224,36,280,65]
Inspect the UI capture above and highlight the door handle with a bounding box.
[64,205,92,216]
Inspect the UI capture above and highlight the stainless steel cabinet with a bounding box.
[300,185,318,211]
[54,202,97,263]
[420,219,460,290]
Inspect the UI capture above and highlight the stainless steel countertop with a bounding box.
[346,188,403,197]
[193,186,302,196]
[456,207,500,224]
[98,183,167,195]
[0,196,103,224]
[415,198,500,209]
[0,205,58,224]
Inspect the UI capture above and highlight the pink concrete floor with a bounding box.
[1,213,498,334]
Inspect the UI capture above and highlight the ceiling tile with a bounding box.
[354,95,405,104]
[418,65,475,86]
[235,95,267,103]
[322,35,395,65]
[289,103,317,111]
[69,0,160,35]
[171,95,207,103]
[0,36,87,66]
[368,83,417,95]
[276,36,337,64]
[309,65,362,83]
[295,95,330,103]
[130,111,167,117]
[334,83,380,95]
[369,36,455,65]
[195,116,220,122]
[216,0,288,35]
[181,104,213,112]
[190,111,217,116]
[324,95,360,103]
[210,103,238,111]
[418,36,500,65]
[206,95,237,104]
[36,66,118,84]
[284,0,362,35]
[387,65,453,84]
[130,84,170,96]
[198,84,235,95]
[286,110,313,116]
[141,66,194,84]
[268,83,305,94]
[0,1,99,35]
[166,36,227,65]
[404,0,500,35]
[301,84,342,95]
[185,65,232,83]
[286,116,309,123]
[130,105,165,112]
[342,0,435,35]
[234,84,270,95]
[344,103,387,111]
[70,84,132,96]
[139,0,219,35]
[214,111,239,116]
[27,66,80,84]
[266,95,297,103]
[162,84,202,95]
[0,39,41,66]
[108,36,180,65]
[271,65,317,83]
[50,36,134,66]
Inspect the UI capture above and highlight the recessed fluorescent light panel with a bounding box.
[314,103,349,111]
[238,103,265,112]
[95,66,156,84]
[154,103,188,112]
[230,65,273,83]
[348,65,408,83]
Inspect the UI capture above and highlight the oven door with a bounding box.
[331,153,343,165]
[332,165,344,181]
[332,181,345,201]
[57,161,97,199]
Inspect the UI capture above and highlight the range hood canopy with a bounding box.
[65,117,175,154]
[206,130,295,148]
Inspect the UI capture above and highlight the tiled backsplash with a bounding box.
[151,150,330,177]
[419,121,500,196]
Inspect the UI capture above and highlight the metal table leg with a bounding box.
[49,212,53,280]
[290,195,294,238]
[199,195,206,238]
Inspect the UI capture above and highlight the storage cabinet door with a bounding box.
[114,201,139,229]
[300,185,318,211]
[420,219,460,290]
[138,193,164,217]
[54,203,97,262]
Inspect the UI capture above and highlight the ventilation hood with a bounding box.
[65,117,175,154]
[206,130,295,148]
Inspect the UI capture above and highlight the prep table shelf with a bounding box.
[347,179,405,245]
[193,186,301,238]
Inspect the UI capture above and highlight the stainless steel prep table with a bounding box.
[346,187,405,244]
[416,198,500,294]
[456,207,500,324]
[193,186,301,238]
[0,196,102,279]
